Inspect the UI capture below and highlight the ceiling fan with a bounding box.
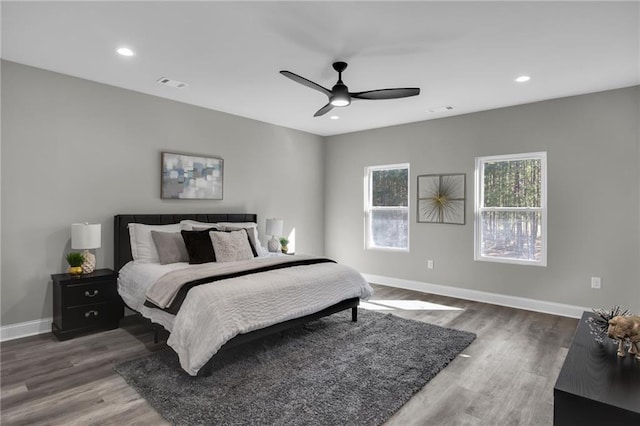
[280,62,420,117]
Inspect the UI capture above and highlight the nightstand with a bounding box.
[51,268,123,341]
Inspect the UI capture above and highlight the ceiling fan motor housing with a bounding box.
[330,83,351,106]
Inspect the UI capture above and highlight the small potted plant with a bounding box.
[65,252,85,275]
[279,237,290,254]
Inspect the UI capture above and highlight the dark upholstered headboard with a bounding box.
[114,213,258,272]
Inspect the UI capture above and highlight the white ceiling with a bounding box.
[2,1,639,136]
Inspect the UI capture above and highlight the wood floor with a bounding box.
[1,284,578,425]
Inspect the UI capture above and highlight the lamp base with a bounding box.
[81,250,96,274]
[267,236,280,253]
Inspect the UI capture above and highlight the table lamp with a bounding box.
[265,218,283,253]
[71,223,101,274]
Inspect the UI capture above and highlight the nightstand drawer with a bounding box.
[62,302,120,330]
[64,280,118,306]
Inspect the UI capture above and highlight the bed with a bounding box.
[114,213,373,376]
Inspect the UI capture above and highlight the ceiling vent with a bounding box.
[157,77,188,89]
[427,106,455,113]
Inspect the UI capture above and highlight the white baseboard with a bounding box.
[362,273,589,319]
[0,275,587,342]
[1,317,52,342]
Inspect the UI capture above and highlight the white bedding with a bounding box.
[118,256,373,376]
[118,261,190,332]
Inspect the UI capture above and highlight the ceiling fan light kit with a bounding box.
[330,97,350,107]
[280,61,420,117]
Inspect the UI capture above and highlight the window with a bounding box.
[365,164,409,251]
[474,152,547,266]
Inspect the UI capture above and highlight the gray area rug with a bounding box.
[115,309,476,426]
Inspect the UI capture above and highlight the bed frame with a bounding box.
[114,213,359,376]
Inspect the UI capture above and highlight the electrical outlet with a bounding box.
[591,277,601,289]
[427,259,434,269]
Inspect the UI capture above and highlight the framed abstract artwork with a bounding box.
[417,173,466,224]
[161,152,224,200]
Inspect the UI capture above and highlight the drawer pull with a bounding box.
[85,310,99,318]
[85,290,99,297]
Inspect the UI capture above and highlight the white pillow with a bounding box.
[216,222,267,255]
[180,220,220,231]
[128,223,181,263]
[210,230,255,262]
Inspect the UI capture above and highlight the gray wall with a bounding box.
[325,86,640,313]
[2,59,638,328]
[1,60,325,326]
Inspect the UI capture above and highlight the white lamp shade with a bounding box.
[265,218,283,236]
[71,223,101,250]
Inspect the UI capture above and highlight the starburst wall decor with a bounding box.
[417,173,466,224]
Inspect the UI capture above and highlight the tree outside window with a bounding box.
[365,164,409,251]
[475,152,547,266]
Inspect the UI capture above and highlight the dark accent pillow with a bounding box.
[181,228,217,264]
[151,231,189,264]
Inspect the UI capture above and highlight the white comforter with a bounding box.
[118,256,373,375]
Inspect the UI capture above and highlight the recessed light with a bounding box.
[330,115,340,120]
[515,75,531,83]
[116,47,135,57]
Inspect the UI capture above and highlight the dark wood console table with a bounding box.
[554,311,640,424]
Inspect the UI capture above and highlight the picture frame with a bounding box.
[417,173,466,224]
[161,152,224,200]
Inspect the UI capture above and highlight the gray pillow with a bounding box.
[151,231,189,264]
[224,226,259,257]
[210,230,255,262]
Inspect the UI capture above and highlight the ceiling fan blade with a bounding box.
[314,102,334,117]
[351,88,420,100]
[280,70,331,96]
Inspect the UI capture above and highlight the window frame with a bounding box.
[474,152,547,266]
[364,163,410,252]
